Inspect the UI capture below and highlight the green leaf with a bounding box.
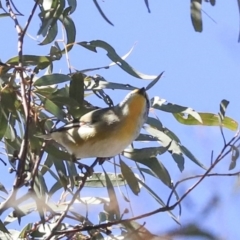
[0,182,8,194]
[143,126,184,171]
[18,223,33,238]
[0,13,10,18]
[78,40,158,80]
[84,76,137,91]
[136,133,158,141]
[0,220,9,234]
[103,168,120,220]
[37,94,67,121]
[65,161,78,190]
[137,178,180,224]
[67,0,77,14]
[0,108,8,140]
[123,147,168,160]
[7,55,51,69]
[180,145,207,169]
[59,15,76,52]
[169,141,185,172]
[49,181,62,197]
[69,72,85,106]
[145,72,164,91]
[52,157,68,190]
[191,0,202,32]
[34,172,49,198]
[152,98,202,123]
[45,144,71,161]
[123,148,172,188]
[38,0,65,40]
[40,154,54,175]
[209,0,216,6]
[144,125,172,147]
[170,223,218,239]
[219,99,229,122]
[144,0,151,13]
[79,172,126,188]
[120,159,140,195]
[93,0,114,26]
[173,112,238,131]
[39,23,58,45]
[34,73,71,86]
[229,145,240,170]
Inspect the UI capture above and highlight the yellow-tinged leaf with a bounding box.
[173,112,238,131]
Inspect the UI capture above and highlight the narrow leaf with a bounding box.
[78,40,158,80]
[120,159,140,195]
[191,0,202,32]
[173,112,238,131]
[93,0,114,26]
[34,73,71,86]
[219,99,229,121]
[103,168,120,219]
[145,71,164,91]
[180,145,207,169]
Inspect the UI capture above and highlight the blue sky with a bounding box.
[0,0,240,239]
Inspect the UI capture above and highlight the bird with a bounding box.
[38,87,150,163]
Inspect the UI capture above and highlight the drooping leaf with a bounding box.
[18,223,33,238]
[0,108,8,140]
[229,145,240,170]
[65,161,78,190]
[0,182,8,194]
[180,145,207,169]
[69,72,85,106]
[7,55,51,69]
[67,0,77,14]
[78,40,158,80]
[59,15,76,52]
[144,0,151,13]
[219,99,229,122]
[209,0,216,6]
[103,168,120,220]
[123,148,172,188]
[152,98,202,123]
[145,71,164,91]
[173,112,238,131]
[39,23,58,45]
[137,179,180,224]
[0,220,9,234]
[93,0,114,26]
[120,159,140,195]
[79,172,126,188]
[34,73,71,86]
[37,94,67,122]
[84,76,137,91]
[51,156,68,190]
[191,0,202,32]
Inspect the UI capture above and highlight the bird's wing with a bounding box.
[49,107,119,134]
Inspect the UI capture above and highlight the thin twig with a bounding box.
[45,158,100,240]
[53,134,240,236]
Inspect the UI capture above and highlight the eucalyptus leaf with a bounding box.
[191,0,202,32]
[34,74,71,86]
[120,159,140,195]
[173,112,238,131]
[78,40,158,80]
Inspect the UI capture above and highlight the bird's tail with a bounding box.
[34,133,52,140]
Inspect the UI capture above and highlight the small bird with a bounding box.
[39,87,150,161]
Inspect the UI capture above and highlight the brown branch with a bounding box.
[53,134,240,236]
[45,158,100,240]
[0,1,40,215]
[5,0,40,189]
[167,133,240,206]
